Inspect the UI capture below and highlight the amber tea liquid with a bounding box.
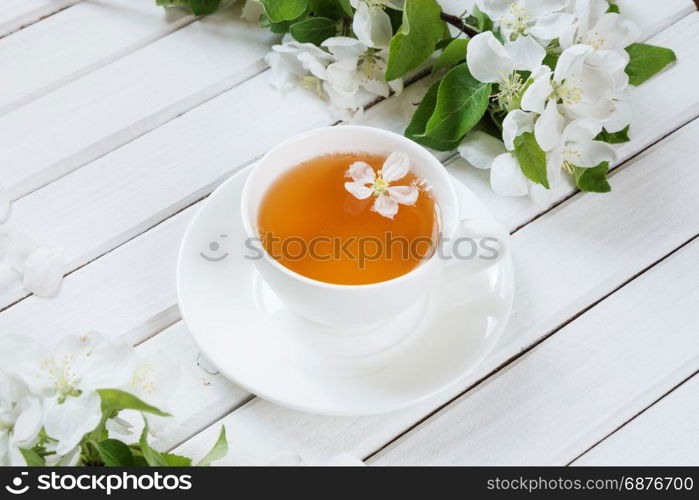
[257,152,439,285]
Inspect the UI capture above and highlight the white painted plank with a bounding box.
[0,203,247,451]
[0,0,81,38]
[134,321,250,451]
[173,117,699,465]
[370,241,699,465]
[449,12,699,231]
[574,375,699,466]
[0,0,696,456]
[0,3,275,200]
[2,7,694,311]
[617,0,695,35]
[0,0,191,115]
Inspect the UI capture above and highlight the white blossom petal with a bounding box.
[265,52,301,92]
[297,51,327,80]
[526,12,575,40]
[502,110,535,151]
[554,44,594,83]
[563,119,602,144]
[387,185,418,205]
[388,77,403,95]
[43,392,102,456]
[590,13,641,50]
[586,49,629,76]
[0,227,38,271]
[381,151,410,182]
[458,131,507,169]
[603,98,632,133]
[528,181,553,208]
[352,2,393,49]
[490,153,529,197]
[79,340,137,391]
[0,431,9,466]
[322,36,367,60]
[437,0,475,16]
[480,0,513,18]
[22,246,65,296]
[467,32,515,83]
[373,193,399,219]
[505,35,546,72]
[11,397,42,448]
[348,161,376,184]
[326,59,361,95]
[535,100,565,152]
[522,0,568,19]
[521,65,552,114]
[575,141,617,168]
[359,70,390,97]
[241,0,264,24]
[345,182,374,199]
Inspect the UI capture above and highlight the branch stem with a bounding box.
[440,13,478,38]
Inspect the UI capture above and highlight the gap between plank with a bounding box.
[510,115,699,235]
[0,12,197,118]
[567,369,699,465]
[0,0,83,40]
[362,233,699,463]
[0,69,430,314]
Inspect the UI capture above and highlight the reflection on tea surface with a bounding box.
[258,152,439,285]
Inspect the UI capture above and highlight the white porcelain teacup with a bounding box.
[241,125,509,328]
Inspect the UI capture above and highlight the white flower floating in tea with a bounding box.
[344,151,418,219]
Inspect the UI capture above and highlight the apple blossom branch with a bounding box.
[440,12,479,38]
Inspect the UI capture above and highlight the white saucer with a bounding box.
[177,167,514,416]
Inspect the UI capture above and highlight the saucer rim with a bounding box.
[176,167,515,416]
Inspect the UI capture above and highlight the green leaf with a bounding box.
[196,426,228,466]
[607,1,620,13]
[385,0,444,81]
[574,162,611,193]
[94,439,134,467]
[595,125,630,144]
[98,389,171,417]
[469,5,493,33]
[625,43,677,86]
[163,453,193,466]
[405,82,462,151]
[20,448,45,466]
[156,0,189,7]
[188,0,221,15]
[424,63,491,142]
[513,132,549,188]
[139,423,167,466]
[260,0,308,23]
[310,0,351,18]
[432,38,468,74]
[543,53,559,69]
[290,17,338,44]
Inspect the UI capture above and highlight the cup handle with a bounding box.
[444,218,510,274]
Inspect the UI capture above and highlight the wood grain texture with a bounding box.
[0,0,81,38]
[174,117,699,464]
[1,7,693,311]
[0,0,191,116]
[574,374,699,466]
[0,0,695,465]
[370,240,699,465]
[0,3,275,200]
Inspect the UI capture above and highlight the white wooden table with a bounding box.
[1,0,698,466]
